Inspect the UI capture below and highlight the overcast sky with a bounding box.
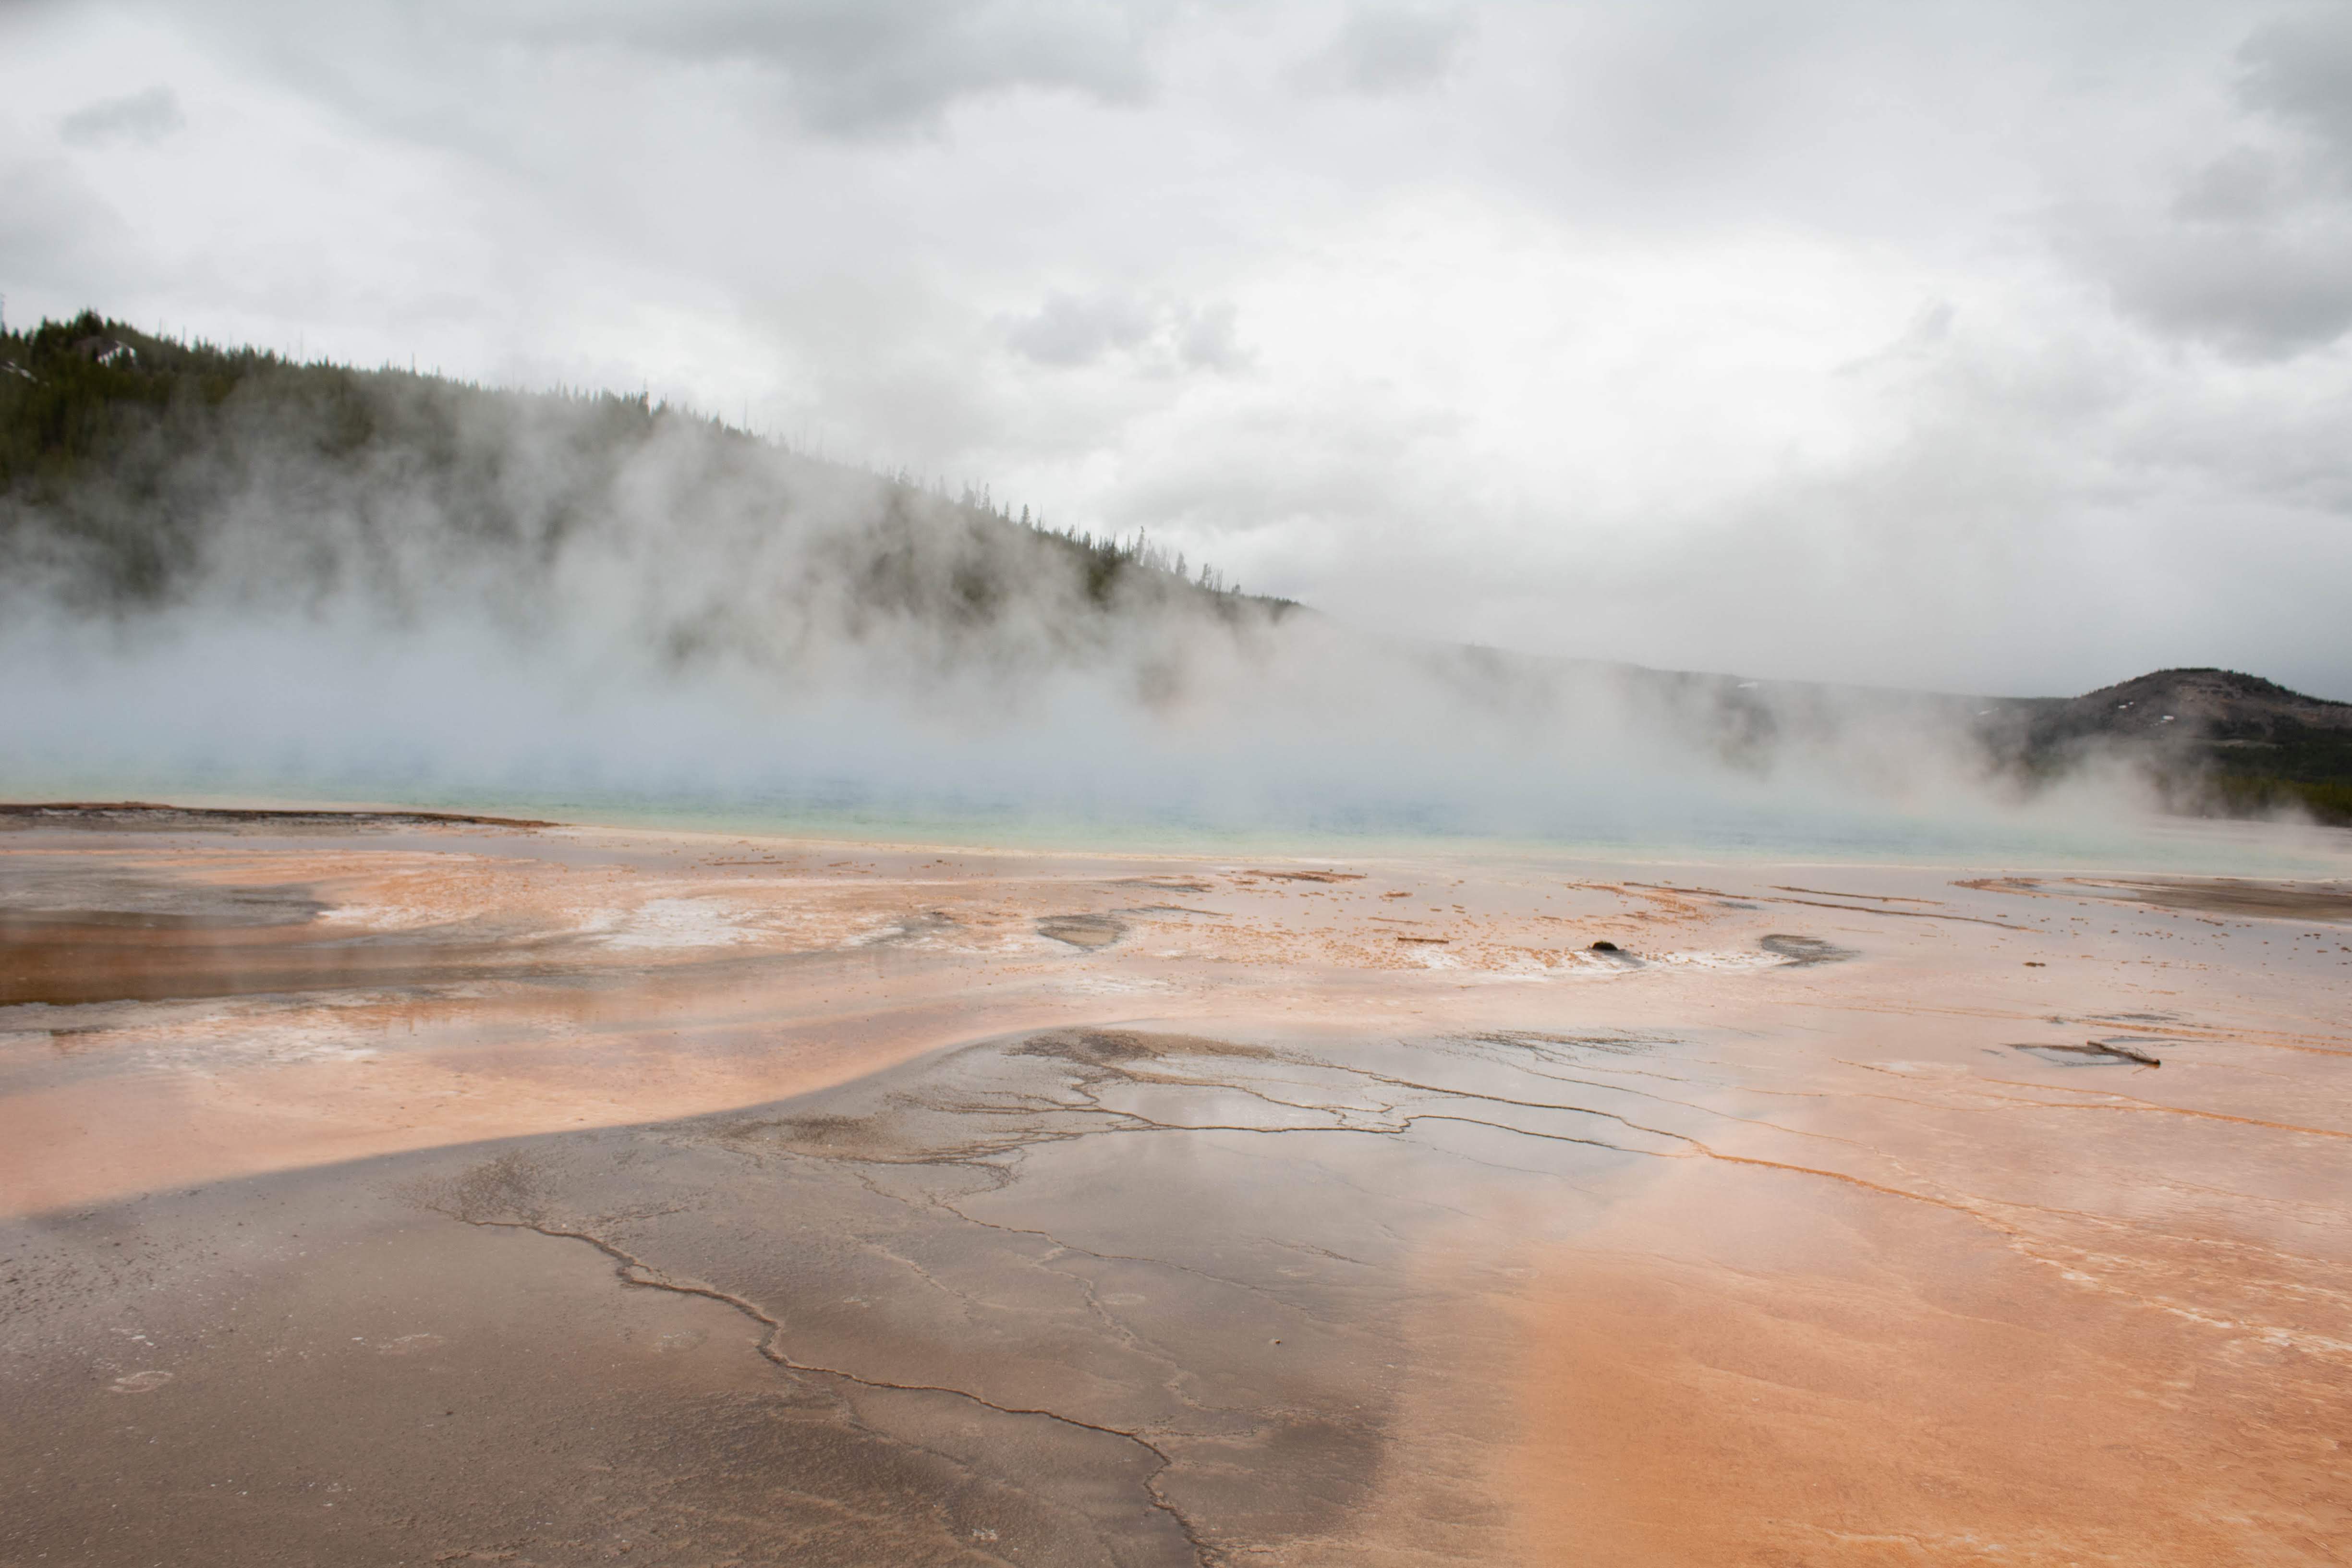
[5,0,2350,698]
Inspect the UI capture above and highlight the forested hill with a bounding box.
[1981,668,2352,825]
[0,311,1285,660]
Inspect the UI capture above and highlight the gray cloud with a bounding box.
[59,85,185,147]
[2057,9,2352,359]
[2238,8,2352,173]
[1300,2,1474,95]
[2084,217,2352,361]
[2172,146,2289,223]
[484,0,1178,136]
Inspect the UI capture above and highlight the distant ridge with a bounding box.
[2028,668,2351,742]
[1987,669,2352,824]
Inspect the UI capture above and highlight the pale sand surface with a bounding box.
[2,812,2348,1564]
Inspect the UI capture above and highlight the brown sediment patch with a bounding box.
[0,910,539,1006]
[1471,1029,1662,1056]
[2013,1040,2163,1068]
[1035,912,1125,948]
[0,846,620,1005]
[2074,876,2352,921]
[1758,933,1855,966]
[0,801,555,831]
[1244,870,1366,883]
[1008,1025,1280,1066]
[1954,875,2043,896]
[1770,885,1942,904]
[1962,873,2352,922]
[1117,875,1217,893]
[1573,881,1709,923]
[1642,881,2031,930]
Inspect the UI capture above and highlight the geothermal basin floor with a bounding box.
[1,809,2348,1565]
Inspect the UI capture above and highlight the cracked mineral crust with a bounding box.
[3,810,2349,1564]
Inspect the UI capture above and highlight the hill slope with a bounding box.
[0,311,1286,675]
[1984,669,2352,824]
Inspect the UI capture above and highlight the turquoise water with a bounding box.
[12,616,2344,877]
[10,760,2346,877]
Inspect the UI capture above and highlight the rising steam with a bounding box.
[0,317,2176,851]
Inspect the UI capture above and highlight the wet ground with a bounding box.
[2,811,2348,1564]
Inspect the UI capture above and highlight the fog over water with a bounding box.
[0,377,2298,870]
[11,609,2313,868]
[4,2,2350,863]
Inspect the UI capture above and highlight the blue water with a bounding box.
[10,757,2345,878]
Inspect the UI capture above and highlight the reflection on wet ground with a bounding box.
[4,1022,1655,1564]
[3,813,2350,1563]
[428,1023,1665,1562]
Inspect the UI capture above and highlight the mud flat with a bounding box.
[2,809,2348,1564]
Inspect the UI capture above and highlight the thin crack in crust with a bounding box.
[401,1022,1681,1563]
[423,1177,1217,1565]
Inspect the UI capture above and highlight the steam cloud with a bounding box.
[0,351,2168,854]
